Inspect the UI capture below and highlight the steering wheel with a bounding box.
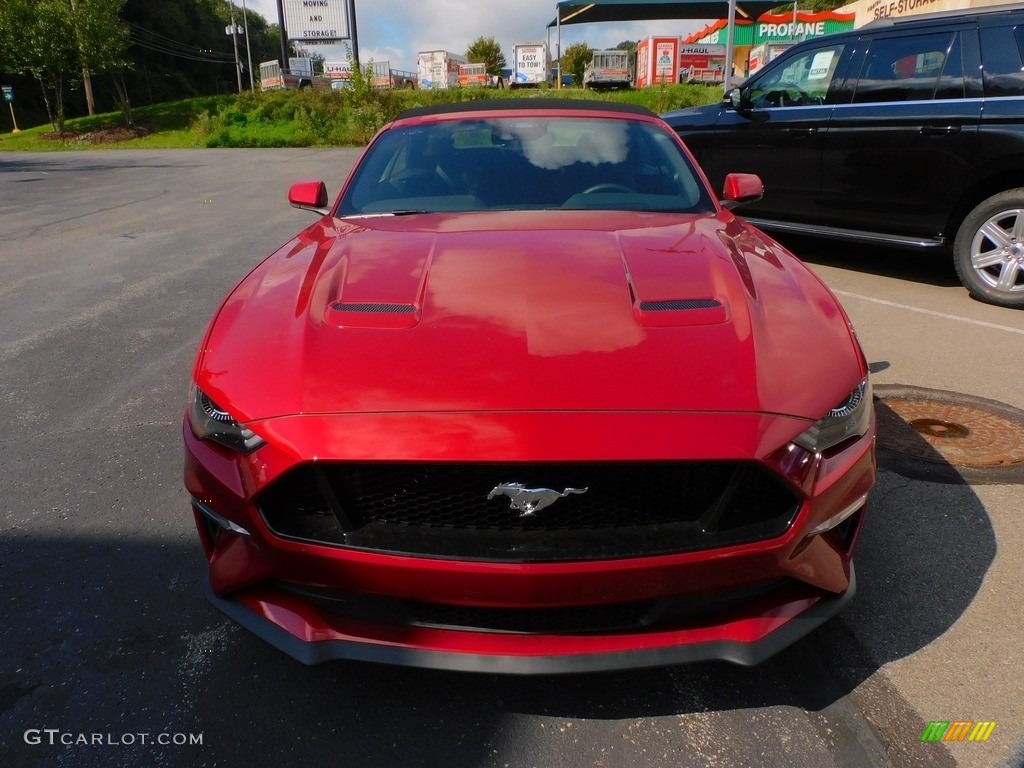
[763,83,821,107]
[581,183,633,194]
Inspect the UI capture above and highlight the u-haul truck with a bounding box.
[511,42,550,87]
[636,37,680,88]
[417,50,467,90]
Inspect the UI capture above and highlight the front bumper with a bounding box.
[204,566,856,673]
[185,409,875,672]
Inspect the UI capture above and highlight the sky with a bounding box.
[241,0,712,72]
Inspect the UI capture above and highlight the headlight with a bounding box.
[188,384,266,454]
[794,377,872,454]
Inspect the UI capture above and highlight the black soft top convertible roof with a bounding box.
[396,99,657,121]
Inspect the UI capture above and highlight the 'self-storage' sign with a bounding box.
[282,0,350,43]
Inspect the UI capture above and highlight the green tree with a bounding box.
[1,0,130,127]
[466,36,506,77]
[123,0,278,104]
[0,9,15,71]
[0,0,78,131]
[2,0,281,125]
[68,0,131,118]
[561,41,592,87]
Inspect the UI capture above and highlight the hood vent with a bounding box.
[332,302,416,314]
[639,298,722,312]
[327,301,419,329]
[633,297,728,328]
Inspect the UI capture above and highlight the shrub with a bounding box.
[182,83,725,148]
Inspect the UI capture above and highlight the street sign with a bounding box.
[3,85,18,132]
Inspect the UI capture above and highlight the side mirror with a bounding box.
[288,180,331,215]
[722,87,744,112]
[721,173,764,210]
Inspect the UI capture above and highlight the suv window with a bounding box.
[980,25,1024,96]
[852,32,959,103]
[935,32,965,100]
[661,7,1024,307]
[748,44,845,108]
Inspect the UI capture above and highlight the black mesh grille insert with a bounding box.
[331,302,415,314]
[639,299,722,311]
[259,462,801,562]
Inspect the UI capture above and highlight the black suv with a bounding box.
[662,4,1024,308]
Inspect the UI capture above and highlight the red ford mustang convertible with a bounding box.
[184,99,876,673]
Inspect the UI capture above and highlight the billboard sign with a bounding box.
[283,0,350,42]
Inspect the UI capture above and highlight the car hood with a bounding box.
[197,210,862,424]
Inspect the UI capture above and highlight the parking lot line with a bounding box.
[833,290,1024,336]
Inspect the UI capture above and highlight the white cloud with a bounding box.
[243,0,710,71]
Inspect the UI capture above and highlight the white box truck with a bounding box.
[417,50,467,90]
[511,42,550,88]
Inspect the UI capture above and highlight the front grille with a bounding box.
[259,462,801,562]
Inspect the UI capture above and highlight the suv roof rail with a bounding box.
[862,1,1024,28]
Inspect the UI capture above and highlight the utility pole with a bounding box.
[225,2,243,93]
[241,0,255,90]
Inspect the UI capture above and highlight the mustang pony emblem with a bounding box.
[487,483,588,517]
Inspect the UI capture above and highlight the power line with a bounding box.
[126,20,230,54]
[126,21,235,64]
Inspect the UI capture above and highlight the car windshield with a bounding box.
[335,115,715,216]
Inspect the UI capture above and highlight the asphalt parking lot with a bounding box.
[1,149,1022,768]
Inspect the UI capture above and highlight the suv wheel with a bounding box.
[954,190,1024,308]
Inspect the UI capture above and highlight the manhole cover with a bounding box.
[875,385,1024,484]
